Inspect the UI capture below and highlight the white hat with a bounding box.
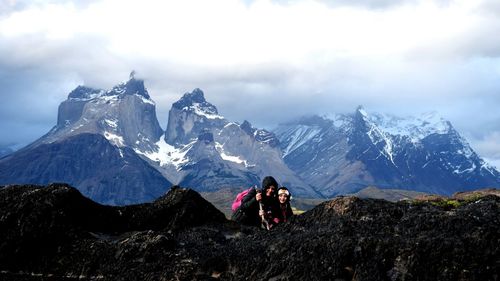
[278,189,290,196]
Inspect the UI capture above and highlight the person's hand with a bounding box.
[259,210,265,217]
[256,192,262,201]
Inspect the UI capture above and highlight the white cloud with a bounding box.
[470,131,500,170]
[472,132,500,158]
[1,0,494,64]
[0,0,499,164]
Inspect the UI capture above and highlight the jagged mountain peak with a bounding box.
[356,105,366,113]
[240,120,254,136]
[275,107,500,197]
[354,105,370,121]
[354,105,369,120]
[172,88,221,118]
[184,88,205,102]
[68,85,104,101]
[67,73,152,102]
[109,73,150,99]
[367,111,452,142]
[237,120,279,147]
[174,88,207,107]
[129,70,137,80]
[339,107,453,142]
[40,74,163,154]
[165,89,226,146]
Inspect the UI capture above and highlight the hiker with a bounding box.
[231,176,279,229]
[272,186,294,225]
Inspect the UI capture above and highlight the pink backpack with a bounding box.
[231,187,254,212]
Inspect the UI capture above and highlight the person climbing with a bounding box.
[271,186,294,225]
[231,176,279,229]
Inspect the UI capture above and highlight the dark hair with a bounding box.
[262,176,278,190]
[261,176,278,199]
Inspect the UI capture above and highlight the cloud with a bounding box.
[469,131,500,169]
[0,0,499,165]
[272,0,426,9]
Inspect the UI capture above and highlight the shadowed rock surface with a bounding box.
[0,184,499,280]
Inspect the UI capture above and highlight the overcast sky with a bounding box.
[1,0,499,168]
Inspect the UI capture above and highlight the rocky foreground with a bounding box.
[0,184,499,281]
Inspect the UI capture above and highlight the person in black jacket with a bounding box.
[231,176,279,228]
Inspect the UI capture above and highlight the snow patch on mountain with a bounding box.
[111,83,127,95]
[68,80,154,105]
[137,94,155,105]
[361,112,398,166]
[215,142,249,166]
[104,119,118,129]
[93,94,119,104]
[184,103,224,120]
[369,112,451,142]
[135,139,191,169]
[104,132,125,147]
[453,162,477,174]
[68,86,105,101]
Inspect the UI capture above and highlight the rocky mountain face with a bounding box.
[0,74,172,205]
[0,183,498,280]
[34,72,163,153]
[274,107,500,197]
[0,75,319,204]
[1,73,498,205]
[0,134,171,205]
[140,88,319,197]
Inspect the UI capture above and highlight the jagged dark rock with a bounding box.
[0,183,498,280]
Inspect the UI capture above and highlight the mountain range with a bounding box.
[275,108,500,196]
[0,73,499,204]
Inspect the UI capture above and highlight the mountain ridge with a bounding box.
[274,108,500,196]
[0,74,499,205]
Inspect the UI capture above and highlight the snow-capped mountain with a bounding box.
[31,72,164,153]
[0,73,172,205]
[2,73,498,204]
[274,106,500,196]
[138,89,320,197]
[0,75,320,204]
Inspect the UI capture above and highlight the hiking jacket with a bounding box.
[231,188,261,227]
[232,188,277,227]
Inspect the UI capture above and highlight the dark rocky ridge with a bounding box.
[0,183,498,280]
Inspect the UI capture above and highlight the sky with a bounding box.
[0,0,499,168]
